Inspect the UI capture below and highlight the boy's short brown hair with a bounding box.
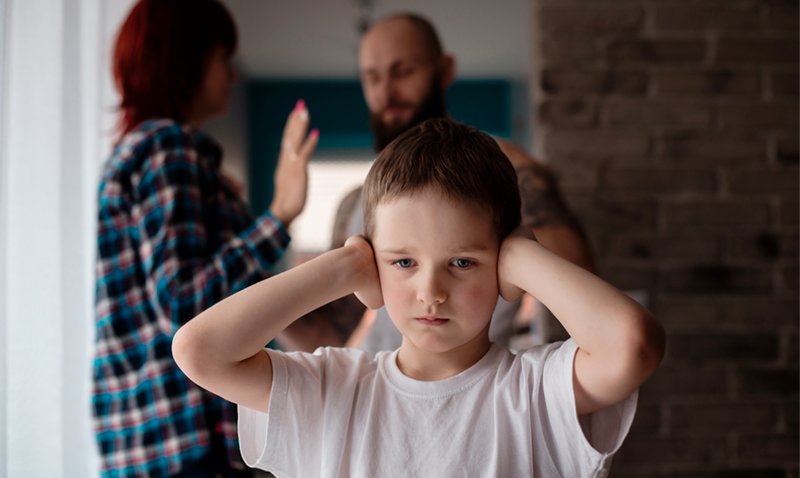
[363,118,522,241]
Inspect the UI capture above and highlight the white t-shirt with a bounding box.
[239,339,637,478]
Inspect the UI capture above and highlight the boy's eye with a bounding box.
[452,258,474,268]
[394,259,414,269]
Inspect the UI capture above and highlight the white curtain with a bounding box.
[0,0,132,476]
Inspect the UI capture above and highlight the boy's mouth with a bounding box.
[416,317,449,326]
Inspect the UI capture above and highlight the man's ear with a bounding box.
[439,54,456,89]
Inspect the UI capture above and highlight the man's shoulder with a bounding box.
[493,138,548,172]
[339,185,363,208]
[331,186,365,249]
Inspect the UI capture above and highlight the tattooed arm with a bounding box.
[496,139,595,272]
[275,187,368,351]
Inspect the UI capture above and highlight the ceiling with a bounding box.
[222,0,531,80]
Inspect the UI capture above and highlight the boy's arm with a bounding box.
[172,236,382,414]
[498,228,665,416]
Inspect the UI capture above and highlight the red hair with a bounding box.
[113,0,237,136]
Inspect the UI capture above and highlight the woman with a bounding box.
[92,1,316,476]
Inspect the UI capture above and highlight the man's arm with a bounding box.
[498,228,665,416]
[496,139,595,272]
[173,236,382,414]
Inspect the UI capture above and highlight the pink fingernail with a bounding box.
[310,128,319,138]
[294,99,305,111]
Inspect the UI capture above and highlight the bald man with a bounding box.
[277,14,592,354]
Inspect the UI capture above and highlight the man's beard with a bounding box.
[369,81,447,152]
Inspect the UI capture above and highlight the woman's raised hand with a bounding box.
[269,99,319,228]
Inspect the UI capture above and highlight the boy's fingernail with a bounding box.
[310,128,319,138]
[294,99,305,111]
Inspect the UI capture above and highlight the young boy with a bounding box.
[173,118,665,477]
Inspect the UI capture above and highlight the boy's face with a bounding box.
[372,188,500,355]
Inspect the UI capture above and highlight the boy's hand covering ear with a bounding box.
[498,226,538,302]
[344,234,384,310]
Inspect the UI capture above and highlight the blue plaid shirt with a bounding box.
[93,119,288,477]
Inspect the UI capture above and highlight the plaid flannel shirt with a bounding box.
[93,119,288,478]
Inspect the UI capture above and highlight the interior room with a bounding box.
[1,0,797,476]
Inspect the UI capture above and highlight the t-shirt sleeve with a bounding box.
[238,347,374,477]
[528,339,638,476]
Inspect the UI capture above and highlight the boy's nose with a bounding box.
[416,270,447,306]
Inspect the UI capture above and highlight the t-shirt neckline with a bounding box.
[381,343,504,398]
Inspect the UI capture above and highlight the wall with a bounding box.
[530,0,799,475]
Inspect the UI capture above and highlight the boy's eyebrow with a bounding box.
[380,244,493,254]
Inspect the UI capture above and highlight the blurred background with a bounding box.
[0,0,797,476]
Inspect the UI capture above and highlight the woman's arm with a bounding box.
[172,235,382,414]
[128,106,315,331]
[498,228,665,416]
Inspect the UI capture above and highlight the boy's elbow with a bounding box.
[172,326,202,382]
[626,311,665,378]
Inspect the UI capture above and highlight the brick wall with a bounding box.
[530,0,799,475]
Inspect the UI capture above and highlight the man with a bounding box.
[277,13,592,354]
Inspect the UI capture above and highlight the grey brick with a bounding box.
[604,100,712,128]
[718,102,800,130]
[724,233,799,261]
[541,68,648,95]
[602,167,717,195]
[663,265,774,295]
[670,333,780,361]
[779,199,798,226]
[663,132,765,164]
[717,38,799,63]
[544,130,651,160]
[737,367,800,397]
[598,233,720,260]
[776,134,799,165]
[767,4,800,31]
[539,6,644,33]
[630,402,661,433]
[728,168,800,196]
[655,6,760,32]
[541,33,596,63]
[772,71,799,97]
[615,434,727,465]
[607,38,707,63]
[788,332,799,363]
[656,69,761,96]
[785,399,799,431]
[597,264,656,290]
[720,299,799,327]
[663,201,771,230]
[570,196,658,231]
[640,364,728,398]
[653,299,720,328]
[738,434,800,463]
[671,402,780,432]
[781,265,798,298]
[538,98,598,127]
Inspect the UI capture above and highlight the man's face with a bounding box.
[359,19,447,151]
[372,188,500,357]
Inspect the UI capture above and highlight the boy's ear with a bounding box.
[439,54,456,90]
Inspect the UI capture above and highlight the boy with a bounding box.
[173,118,665,477]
